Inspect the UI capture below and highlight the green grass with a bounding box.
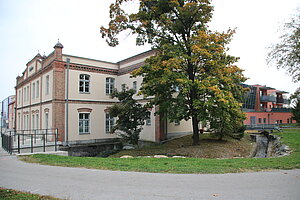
[0,188,63,200]
[19,129,300,174]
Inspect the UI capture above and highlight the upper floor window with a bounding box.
[18,90,21,104]
[79,113,90,134]
[32,83,35,99]
[36,81,39,98]
[133,81,137,93]
[79,74,90,93]
[23,88,26,102]
[26,86,29,101]
[45,75,50,95]
[106,77,115,95]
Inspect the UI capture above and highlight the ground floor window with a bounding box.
[105,113,114,133]
[79,113,90,134]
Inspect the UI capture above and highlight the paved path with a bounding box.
[0,148,300,200]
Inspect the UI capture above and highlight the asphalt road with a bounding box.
[0,152,300,200]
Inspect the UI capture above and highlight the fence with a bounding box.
[245,124,281,131]
[1,128,60,154]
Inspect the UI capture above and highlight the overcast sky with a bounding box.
[0,0,299,101]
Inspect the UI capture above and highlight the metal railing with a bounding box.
[1,128,60,154]
[245,124,281,131]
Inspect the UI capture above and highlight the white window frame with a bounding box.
[79,113,90,134]
[45,75,49,95]
[45,112,49,129]
[105,77,115,95]
[32,83,35,99]
[105,113,114,133]
[27,86,29,101]
[36,113,39,130]
[36,81,39,98]
[146,117,151,126]
[79,74,90,93]
[32,114,35,130]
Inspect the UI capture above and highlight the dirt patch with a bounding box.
[111,134,254,158]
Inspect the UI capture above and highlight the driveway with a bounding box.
[0,149,299,200]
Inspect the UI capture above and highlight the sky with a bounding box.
[0,0,299,102]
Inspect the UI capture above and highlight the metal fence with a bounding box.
[1,128,60,154]
[245,124,281,131]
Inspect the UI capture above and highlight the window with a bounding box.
[32,114,35,129]
[79,113,90,134]
[279,120,282,124]
[174,120,180,126]
[258,118,262,123]
[105,113,114,133]
[45,113,49,129]
[36,81,39,98]
[36,113,39,130]
[18,114,20,130]
[79,74,90,93]
[23,88,26,102]
[121,84,126,91]
[106,77,115,95]
[45,75,49,95]
[146,118,151,126]
[263,118,267,124]
[133,81,137,92]
[18,90,21,104]
[27,86,29,101]
[32,83,35,99]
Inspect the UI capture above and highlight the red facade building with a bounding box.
[242,84,295,125]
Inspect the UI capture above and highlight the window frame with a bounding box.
[133,81,137,93]
[105,77,115,95]
[79,74,90,93]
[45,75,50,95]
[105,112,114,133]
[36,80,39,98]
[79,112,90,134]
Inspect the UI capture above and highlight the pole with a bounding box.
[66,58,70,146]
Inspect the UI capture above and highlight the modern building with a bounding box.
[15,42,193,146]
[1,95,15,130]
[242,84,295,125]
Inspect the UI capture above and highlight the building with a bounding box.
[15,42,192,146]
[1,95,15,130]
[242,84,295,125]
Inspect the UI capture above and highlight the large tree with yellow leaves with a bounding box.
[101,0,247,145]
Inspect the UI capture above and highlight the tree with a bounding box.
[267,12,300,83]
[108,89,150,145]
[101,0,247,145]
[290,88,300,124]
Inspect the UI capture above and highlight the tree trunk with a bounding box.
[192,116,200,145]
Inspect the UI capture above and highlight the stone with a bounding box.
[172,156,186,158]
[123,145,135,150]
[154,155,168,158]
[120,155,133,158]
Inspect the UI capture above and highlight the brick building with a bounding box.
[15,42,193,145]
[242,84,295,125]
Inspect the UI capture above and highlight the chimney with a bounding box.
[53,39,64,60]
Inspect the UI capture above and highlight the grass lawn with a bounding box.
[0,188,63,200]
[19,129,300,174]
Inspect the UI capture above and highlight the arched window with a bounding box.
[79,74,90,93]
